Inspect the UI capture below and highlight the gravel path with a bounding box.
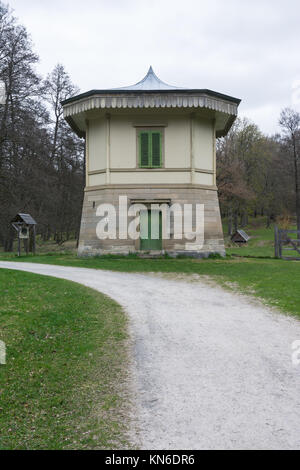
[0,261,300,450]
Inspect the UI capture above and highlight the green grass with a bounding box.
[0,270,131,450]
[1,217,299,320]
[224,220,275,258]
[224,219,300,258]
[0,222,299,448]
[1,252,300,318]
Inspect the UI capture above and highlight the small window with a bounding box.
[138,130,162,168]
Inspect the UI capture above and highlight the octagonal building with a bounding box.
[62,67,240,256]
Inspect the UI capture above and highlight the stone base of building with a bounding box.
[78,185,225,257]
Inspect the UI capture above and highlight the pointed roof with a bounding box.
[11,213,37,225]
[62,67,241,139]
[114,66,179,91]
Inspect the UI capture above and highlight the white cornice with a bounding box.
[63,93,238,118]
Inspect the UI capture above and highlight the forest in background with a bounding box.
[217,111,300,235]
[0,1,300,252]
[0,3,84,251]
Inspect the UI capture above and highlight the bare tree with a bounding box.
[279,108,300,233]
[0,3,84,251]
[43,64,84,243]
[44,64,79,162]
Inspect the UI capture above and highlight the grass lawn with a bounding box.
[224,218,299,258]
[1,217,299,320]
[226,224,275,258]
[1,252,300,318]
[0,269,131,450]
[0,218,299,448]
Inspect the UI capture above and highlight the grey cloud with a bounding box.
[8,0,300,134]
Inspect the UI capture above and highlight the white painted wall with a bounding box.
[88,117,106,171]
[109,171,191,185]
[193,117,214,171]
[164,116,190,168]
[193,172,214,186]
[110,115,136,169]
[89,172,106,187]
[86,111,215,187]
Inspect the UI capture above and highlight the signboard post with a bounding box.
[11,213,37,257]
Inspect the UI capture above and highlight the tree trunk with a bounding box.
[234,211,238,232]
[292,135,300,235]
[241,209,248,227]
[228,207,233,236]
[4,236,14,252]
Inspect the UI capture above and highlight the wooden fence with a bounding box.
[274,226,300,260]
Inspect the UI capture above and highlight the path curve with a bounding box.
[0,261,300,450]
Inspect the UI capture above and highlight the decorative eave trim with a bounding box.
[63,93,239,119]
[62,88,241,105]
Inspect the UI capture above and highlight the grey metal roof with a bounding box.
[113,66,180,91]
[237,229,250,240]
[11,213,37,225]
[61,67,241,138]
[233,229,250,241]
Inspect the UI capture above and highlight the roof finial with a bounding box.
[113,66,179,90]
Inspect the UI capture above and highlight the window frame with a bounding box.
[137,128,164,169]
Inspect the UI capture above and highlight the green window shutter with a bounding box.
[140,132,150,167]
[151,132,162,167]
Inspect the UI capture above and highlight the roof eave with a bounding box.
[62,88,241,107]
[63,90,241,138]
[216,114,238,138]
[65,116,86,139]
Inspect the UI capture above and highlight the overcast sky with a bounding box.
[7,0,300,135]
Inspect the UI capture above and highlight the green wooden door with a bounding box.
[140,210,162,251]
